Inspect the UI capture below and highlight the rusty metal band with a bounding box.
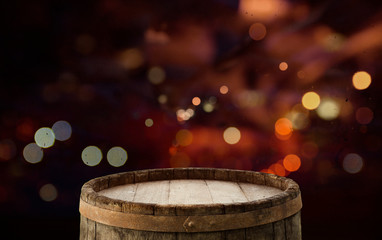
[79,194,302,233]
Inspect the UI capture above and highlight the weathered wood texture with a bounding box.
[80,168,302,240]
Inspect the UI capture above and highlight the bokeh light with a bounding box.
[118,48,144,70]
[317,98,340,120]
[239,0,288,21]
[279,62,288,71]
[355,107,373,125]
[223,127,241,145]
[343,153,363,174]
[158,94,168,104]
[220,85,229,94]
[107,147,128,167]
[81,146,102,166]
[176,129,193,146]
[34,128,55,148]
[249,23,267,41]
[283,154,301,172]
[302,91,320,110]
[23,143,43,164]
[269,163,286,177]
[203,102,214,112]
[39,184,58,202]
[145,118,154,127]
[286,110,309,130]
[192,97,201,106]
[275,118,293,140]
[352,71,371,90]
[0,139,17,161]
[52,120,72,141]
[177,109,195,122]
[148,66,166,85]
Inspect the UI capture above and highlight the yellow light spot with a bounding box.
[52,120,72,141]
[145,118,154,127]
[34,127,55,148]
[192,97,201,106]
[118,48,144,70]
[343,153,363,174]
[223,127,241,145]
[148,66,165,85]
[302,91,320,110]
[203,103,214,112]
[316,98,340,120]
[220,85,229,94]
[283,154,301,172]
[352,71,371,90]
[82,146,102,166]
[176,129,193,146]
[23,143,43,164]
[355,107,373,125]
[279,62,288,71]
[249,23,267,41]
[39,184,58,202]
[107,147,128,167]
[158,94,168,104]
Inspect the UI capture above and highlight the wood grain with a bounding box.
[79,168,302,240]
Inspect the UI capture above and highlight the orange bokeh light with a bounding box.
[275,118,293,138]
[283,154,301,172]
[279,62,288,71]
[269,163,286,177]
[249,23,267,41]
[192,97,201,106]
[220,85,229,94]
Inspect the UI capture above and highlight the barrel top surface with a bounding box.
[98,179,283,205]
[80,168,302,232]
[80,168,301,214]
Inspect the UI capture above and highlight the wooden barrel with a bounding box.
[79,168,302,239]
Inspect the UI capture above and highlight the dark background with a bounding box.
[1,0,382,239]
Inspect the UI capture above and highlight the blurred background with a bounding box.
[1,0,382,239]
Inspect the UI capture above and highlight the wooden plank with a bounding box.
[238,183,282,202]
[98,183,137,202]
[86,217,96,240]
[133,181,170,204]
[94,221,177,240]
[168,180,213,205]
[225,229,246,239]
[205,180,248,204]
[79,215,87,240]
[273,219,286,240]
[285,212,302,240]
[177,232,224,240]
[245,222,274,240]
